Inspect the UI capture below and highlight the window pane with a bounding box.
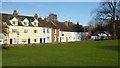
[47,37,50,41]
[24,29,28,33]
[34,30,37,33]
[43,29,45,33]
[12,29,17,33]
[34,39,37,42]
[47,29,49,33]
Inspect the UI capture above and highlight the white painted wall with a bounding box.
[58,31,82,43]
[8,26,43,44]
[42,27,52,43]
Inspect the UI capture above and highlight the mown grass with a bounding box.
[2,40,119,66]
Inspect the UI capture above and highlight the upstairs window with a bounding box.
[43,29,45,33]
[12,21,16,24]
[12,21,18,25]
[24,22,28,26]
[12,29,17,33]
[34,30,37,33]
[47,29,49,33]
[24,29,28,33]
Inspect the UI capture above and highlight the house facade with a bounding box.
[1,10,87,45]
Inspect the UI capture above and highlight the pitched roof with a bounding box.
[38,19,59,29]
[1,13,84,32]
[1,13,36,26]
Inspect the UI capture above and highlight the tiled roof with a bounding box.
[38,19,59,29]
[1,13,36,26]
[1,13,84,32]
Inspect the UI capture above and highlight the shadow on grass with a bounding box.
[2,47,9,50]
[2,45,9,50]
[95,45,120,52]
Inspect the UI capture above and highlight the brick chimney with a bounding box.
[12,10,18,17]
[34,14,38,20]
[88,26,93,39]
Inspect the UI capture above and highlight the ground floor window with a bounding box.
[34,39,37,42]
[40,38,42,43]
[22,39,27,43]
[47,37,50,41]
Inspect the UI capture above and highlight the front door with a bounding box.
[28,38,30,44]
[40,38,42,43]
[44,38,45,43]
[60,37,61,42]
[10,39,12,44]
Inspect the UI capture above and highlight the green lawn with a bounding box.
[2,40,119,66]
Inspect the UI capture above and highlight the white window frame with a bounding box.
[47,37,50,41]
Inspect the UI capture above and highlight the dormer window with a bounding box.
[12,21,18,25]
[12,21,15,24]
[34,22,37,25]
[24,22,27,25]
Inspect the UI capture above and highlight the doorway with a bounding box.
[28,38,30,44]
[43,38,45,43]
[10,39,12,44]
[40,38,42,43]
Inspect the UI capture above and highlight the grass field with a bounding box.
[2,40,119,66]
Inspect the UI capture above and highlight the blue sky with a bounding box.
[2,2,99,26]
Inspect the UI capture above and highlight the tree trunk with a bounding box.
[113,1,117,39]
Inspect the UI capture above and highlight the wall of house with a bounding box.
[8,26,43,44]
[7,26,52,44]
[58,31,81,43]
[52,29,59,43]
[42,27,52,43]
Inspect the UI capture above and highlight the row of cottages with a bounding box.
[1,10,86,45]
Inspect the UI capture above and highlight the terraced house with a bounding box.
[0,10,87,45]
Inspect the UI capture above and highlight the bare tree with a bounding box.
[0,22,9,36]
[91,0,120,39]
